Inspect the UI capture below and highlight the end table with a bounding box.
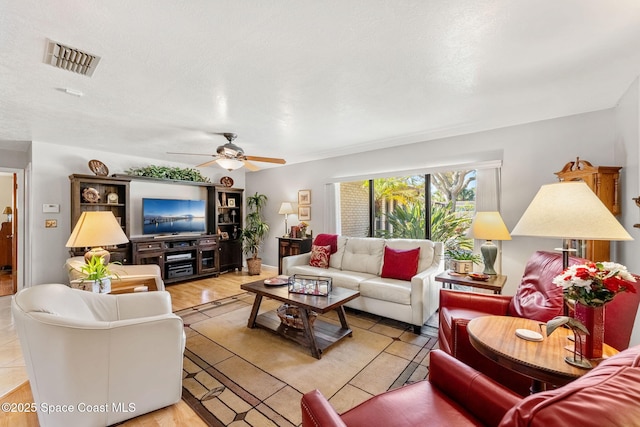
[435,271,506,294]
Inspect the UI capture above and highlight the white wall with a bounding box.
[247,109,618,298]
[29,141,245,285]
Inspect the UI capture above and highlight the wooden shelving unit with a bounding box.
[69,174,131,263]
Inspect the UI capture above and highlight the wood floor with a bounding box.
[0,270,13,297]
[1,266,278,427]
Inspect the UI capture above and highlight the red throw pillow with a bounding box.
[313,234,338,254]
[309,245,331,269]
[381,246,421,281]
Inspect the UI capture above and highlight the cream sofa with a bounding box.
[12,284,185,427]
[283,237,444,332]
[66,256,164,293]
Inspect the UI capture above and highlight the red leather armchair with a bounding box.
[301,346,640,427]
[439,251,587,395]
[301,349,522,427]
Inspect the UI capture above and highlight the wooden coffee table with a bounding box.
[467,315,617,393]
[241,279,360,359]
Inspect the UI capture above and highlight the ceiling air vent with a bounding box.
[44,39,101,77]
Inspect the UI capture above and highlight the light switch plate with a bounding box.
[45,219,57,228]
[43,204,60,213]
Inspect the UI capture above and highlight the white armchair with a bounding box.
[12,284,185,427]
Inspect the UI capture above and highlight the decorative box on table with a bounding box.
[288,274,332,296]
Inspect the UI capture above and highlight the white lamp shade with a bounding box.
[278,202,295,215]
[216,158,244,171]
[469,212,512,241]
[66,211,129,248]
[511,182,632,241]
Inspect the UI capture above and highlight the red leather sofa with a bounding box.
[301,346,640,427]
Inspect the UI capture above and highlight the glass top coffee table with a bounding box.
[241,279,360,359]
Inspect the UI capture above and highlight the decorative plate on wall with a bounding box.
[88,159,109,176]
[82,187,100,203]
[220,176,234,187]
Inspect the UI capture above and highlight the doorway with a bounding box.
[0,172,16,296]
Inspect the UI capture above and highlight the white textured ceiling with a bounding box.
[1,1,640,169]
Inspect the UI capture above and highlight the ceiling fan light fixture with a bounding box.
[216,158,244,171]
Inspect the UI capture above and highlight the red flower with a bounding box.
[603,276,636,294]
[575,267,593,281]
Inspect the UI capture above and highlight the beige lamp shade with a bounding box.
[66,211,129,263]
[469,212,512,241]
[511,182,632,241]
[2,206,11,215]
[278,202,295,215]
[278,202,295,237]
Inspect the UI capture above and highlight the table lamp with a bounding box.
[511,181,632,269]
[278,202,295,237]
[468,211,512,275]
[66,211,129,264]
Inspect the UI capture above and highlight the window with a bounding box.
[338,169,477,251]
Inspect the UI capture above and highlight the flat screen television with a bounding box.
[142,198,206,235]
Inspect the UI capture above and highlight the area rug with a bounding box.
[177,293,438,427]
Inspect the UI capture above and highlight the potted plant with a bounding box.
[445,249,482,274]
[70,255,118,293]
[242,193,270,275]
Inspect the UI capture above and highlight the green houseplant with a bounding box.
[445,249,482,274]
[242,193,270,275]
[70,255,119,293]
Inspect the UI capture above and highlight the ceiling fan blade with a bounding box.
[167,152,213,156]
[244,155,286,164]
[242,160,261,171]
[196,159,220,168]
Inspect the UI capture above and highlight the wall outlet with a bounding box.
[45,219,57,228]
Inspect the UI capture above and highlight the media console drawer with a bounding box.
[137,241,164,252]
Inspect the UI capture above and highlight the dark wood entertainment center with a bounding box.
[131,234,220,284]
[69,174,244,283]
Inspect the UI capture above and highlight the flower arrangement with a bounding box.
[298,221,309,229]
[553,262,636,307]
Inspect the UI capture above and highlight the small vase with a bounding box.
[574,302,604,359]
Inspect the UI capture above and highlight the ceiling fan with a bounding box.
[168,133,286,171]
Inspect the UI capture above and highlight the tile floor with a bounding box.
[0,295,28,397]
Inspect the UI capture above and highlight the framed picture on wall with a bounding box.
[298,189,311,205]
[298,206,311,221]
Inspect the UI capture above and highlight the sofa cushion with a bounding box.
[360,278,412,305]
[287,265,375,291]
[309,245,331,268]
[313,234,338,254]
[329,236,349,269]
[341,237,385,275]
[383,239,437,274]
[381,246,420,281]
